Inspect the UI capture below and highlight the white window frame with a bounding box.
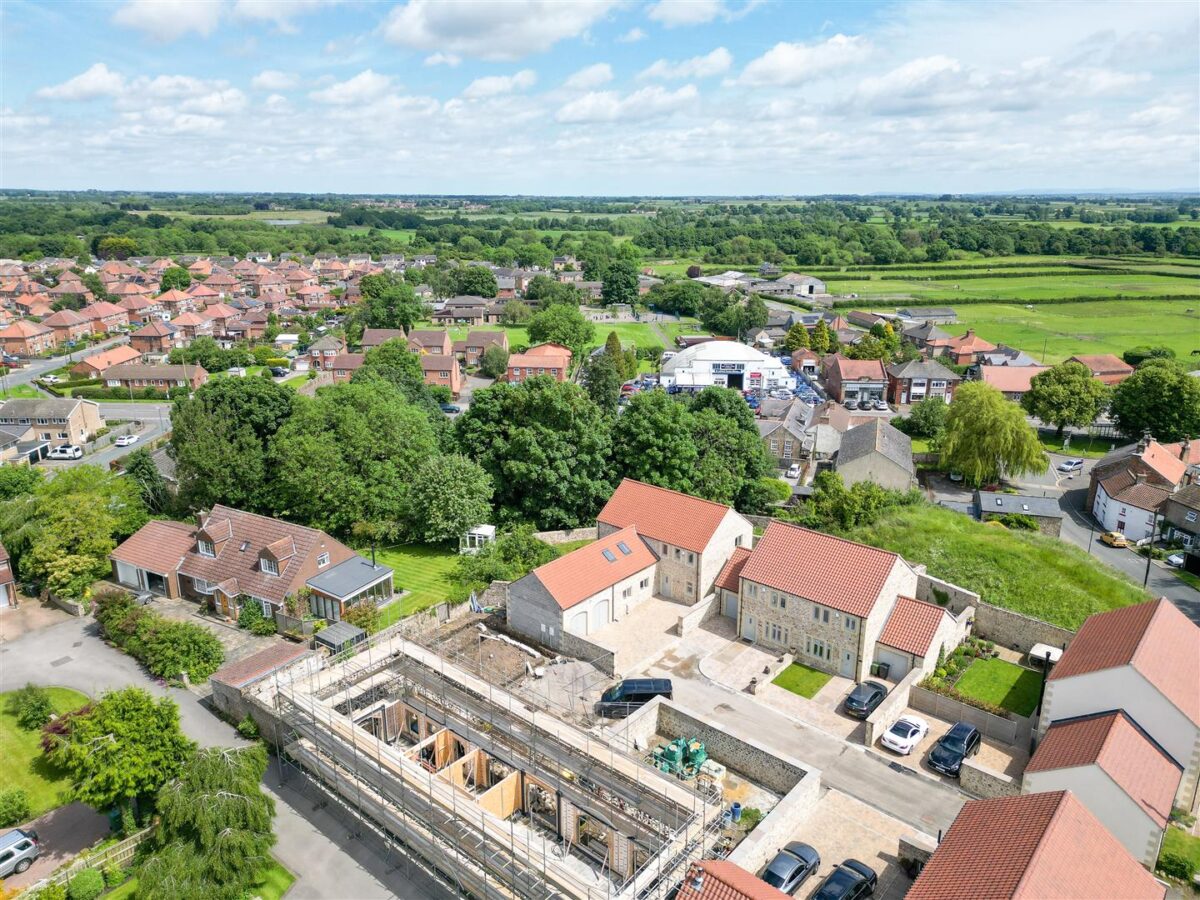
[197,539,215,557]
[260,557,279,576]
[317,552,330,568]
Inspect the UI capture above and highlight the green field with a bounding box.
[1038,433,1119,458]
[772,663,833,699]
[0,383,41,399]
[845,505,1149,629]
[1,687,91,818]
[954,658,1041,716]
[375,544,459,617]
[830,271,1200,303]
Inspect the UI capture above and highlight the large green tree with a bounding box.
[582,352,623,414]
[524,275,581,308]
[1110,358,1200,442]
[611,390,699,492]
[527,304,595,360]
[601,258,639,307]
[646,279,711,317]
[353,272,425,336]
[784,323,810,352]
[123,447,172,515]
[1020,361,1110,437]
[690,408,773,507]
[158,267,191,292]
[46,688,195,814]
[403,455,494,544]
[450,265,498,298]
[941,382,1048,485]
[479,344,510,379]
[455,378,612,528]
[690,385,757,434]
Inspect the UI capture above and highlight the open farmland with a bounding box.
[825,271,1200,302]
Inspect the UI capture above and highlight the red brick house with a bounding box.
[505,342,572,384]
[886,358,961,405]
[821,354,886,403]
[330,353,365,382]
[104,363,208,393]
[130,319,181,355]
[453,330,509,368]
[942,329,997,366]
[407,329,452,356]
[1067,354,1135,386]
[157,288,194,318]
[170,311,214,340]
[80,301,130,334]
[0,319,55,355]
[70,344,141,378]
[361,328,406,352]
[40,309,91,344]
[117,294,162,324]
[420,353,463,397]
[308,334,346,371]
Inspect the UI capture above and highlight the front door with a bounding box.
[661,573,672,599]
[840,650,854,678]
[741,613,756,641]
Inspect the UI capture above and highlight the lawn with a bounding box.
[830,271,1200,304]
[844,504,1149,629]
[556,538,595,554]
[1159,825,1200,880]
[772,663,833,699]
[953,658,1042,716]
[595,322,668,350]
[1038,433,1119,458]
[105,859,295,900]
[0,687,91,818]
[0,383,41,399]
[281,373,311,390]
[375,544,460,617]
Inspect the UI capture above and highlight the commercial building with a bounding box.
[660,342,794,392]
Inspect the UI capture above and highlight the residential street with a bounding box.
[1,336,128,390]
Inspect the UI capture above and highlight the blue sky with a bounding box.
[2,0,1197,195]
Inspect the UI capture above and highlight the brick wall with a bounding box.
[960,759,1021,799]
[531,527,598,545]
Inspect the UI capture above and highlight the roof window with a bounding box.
[602,549,616,563]
[616,541,632,556]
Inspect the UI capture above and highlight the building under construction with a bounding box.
[226,634,725,900]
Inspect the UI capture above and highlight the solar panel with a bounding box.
[602,549,616,562]
[616,541,632,556]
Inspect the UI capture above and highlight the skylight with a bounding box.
[602,549,616,563]
[616,541,632,556]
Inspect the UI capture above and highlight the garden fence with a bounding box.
[17,825,153,897]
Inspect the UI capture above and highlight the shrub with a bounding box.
[37,886,67,900]
[67,869,104,900]
[996,513,1038,531]
[343,599,380,634]
[12,683,53,730]
[237,599,278,636]
[236,716,260,740]
[0,788,31,827]
[102,864,125,888]
[1158,852,1195,882]
[140,620,225,681]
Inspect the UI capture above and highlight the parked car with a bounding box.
[269,366,290,377]
[1099,531,1129,548]
[811,859,876,900]
[1166,552,1186,567]
[1057,458,1084,473]
[114,434,139,447]
[948,471,964,483]
[786,463,802,479]
[880,715,929,755]
[761,842,820,894]
[843,399,859,410]
[47,445,83,460]
[439,403,462,414]
[872,399,888,411]
[927,721,982,777]
[40,374,60,385]
[595,678,673,718]
[843,681,888,719]
[0,829,40,878]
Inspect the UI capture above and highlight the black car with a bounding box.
[811,859,876,900]
[843,681,888,719]
[595,678,673,718]
[269,366,290,377]
[927,721,982,777]
[439,403,462,414]
[761,842,820,894]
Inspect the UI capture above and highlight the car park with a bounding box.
[786,463,802,479]
[872,399,888,411]
[1166,553,1186,567]
[760,842,820,894]
[879,715,929,755]
[843,399,859,410]
[47,445,83,460]
[114,434,139,447]
[1099,531,1129,548]
[811,859,876,900]
[0,829,40,878]
[927,721,982,777]
[843,681,888,719]
[1057,458,1084,473]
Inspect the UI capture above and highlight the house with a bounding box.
[104,363,208,393]
[660,341,793,392]
[407,329,453,356]
[821,355,886,404]
[130,319,181,356]
[1087,437,1189,543]
[886,358,960,405]
[110,505,391,622]
[507,526,658,650]
[0,320,55,355]
[40,309,91,344]
[330,353,365,383]
[907,791,1166,900]
[70,344,141,379]
[1162,483,1200,549]
[896,306,957,325]
[758,401,810,469]
[789,350,820,376]
[1040,598,1200,815]
[1068,354,1135,386]
[676,860,792,900]
[1023,710,1181,866]
[170,311,214,340]
[974,490,1064,536]
[419,353,463,397]
[835,418,915,490]
[79,301,129,334]
[506,343,572,384]
[360,328,406,352]
[977,344,1041,368]
[308,334,346,371]
[453,330,509,368]
[598,479,752,605]
[977,364,1050,400]
[0,397,104,447]
[117,294,162,324]
[0,542,14,609]
[157,288,194,317]
[943,329,997,366]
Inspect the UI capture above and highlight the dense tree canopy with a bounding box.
[403,455,494,544]
[1020,361,1111,437]
[527,304,595,360]
[1110,359,1200,441]
[941,382,1048,485]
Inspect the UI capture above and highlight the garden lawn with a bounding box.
[281,373,311,390]
[0,383,40,399]
[953,658,1041,716]
[595,322,668,351]
[0,687,91,818]
[844,504,1149,629]
[1159,826,1200,879]
[772,663,833,699]
[375,544,459,617]
[105,860,294,900]
[1038,433,1119,458]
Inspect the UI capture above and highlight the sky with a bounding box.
[2,0,1198,196]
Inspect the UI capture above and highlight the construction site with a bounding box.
[246,632,742,900]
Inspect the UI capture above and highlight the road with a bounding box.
[37,401,172,472]
[0,336,129,390]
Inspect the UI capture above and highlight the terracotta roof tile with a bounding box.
[1139,440,1188,485]
[739,520,901,618]
[978,365,1050,394]
[212,642,312,688]
[0,320,52,338]
[714,547,752,593]
[528,526,656,610]
[908,791,1165,900]
[878,596,951,656]
[1050,598,1199,725]
[598,479,739,555]
[110,519,196,574]
[1026,711,1181,827]
[676,860,791,900]
[832,356,886,381]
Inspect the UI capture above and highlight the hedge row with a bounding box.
[866,268,1200,282]
[831,293,1200,309]
[797,257,1177,274]
[93,590,224,682]
[71,385,189,401]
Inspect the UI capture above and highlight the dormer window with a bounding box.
[317,552,330,568]
[197,539,215,557]
[261,557,279,576]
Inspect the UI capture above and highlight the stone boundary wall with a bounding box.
[728,769,822,877]
[48,594,86,616]
[557,630,616,676]
[914,570,980,614]
[532,527,598,545]
[960,759,1021,799]
[909,685,1034,748]
[864,669,924,747]
[972,603,1073,656]
[676,594,720,637]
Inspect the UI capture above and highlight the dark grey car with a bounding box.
[761,842,820,894]
[812,859,877,900]
[843,681,888,719]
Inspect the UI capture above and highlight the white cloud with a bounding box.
[251,70,299,91]
[617,27,646,43]
[556,84,698,123]
[462,69,537,98]
[135,74,217,100]
[382,0,617,61]
[738,34,870,86]
[36,63,126,100]
[1129,104,1183,126]
[646,0,722,27]
[180,88,248,115]
[309,69,393,104]
[424,52,462,67]
[639,47,732,80]
[1060,66,1150,96]
[854,55,965,109]
[564,63,614,90]
[232,0,335,31]
[112,0,223,41]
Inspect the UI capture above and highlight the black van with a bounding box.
[595,678,673,718]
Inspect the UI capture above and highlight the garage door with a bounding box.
[590,600,610,633]
[569,611,587,635]
[875,646,911,679]
[721,592,737,619]
[115,561,141,589]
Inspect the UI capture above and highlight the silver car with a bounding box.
[0,829,41,878]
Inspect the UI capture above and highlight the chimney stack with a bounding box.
[1134,471,1147,485]
[1180,438,1191,462]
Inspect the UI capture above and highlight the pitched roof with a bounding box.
[41,308,88,327]
[1067,354,1134,381]
[1049,598,1199,726]
[837,418,914,472]
[0,397,87,418]
[0,319,52,338]
[419,353,457,371]
[110,519,196,574]
[527,526,656,610]
[974,490,1063,519]
[1160,439,1200,467]
[211,642,311,688]
[830,356,886,381]
[80,301,127,319]
[947,329,996,353]
[978,365,1049,393]
[72,345,141,372]
[331,353,365,371]
[1139,440,1189,485]
[597,479,739,554]
[1026,711,1181,828]
[104,363,204,381]
[361,327,406,347]
[739,520,902,617]
[878,596,952,656]
[907,791,1166,900]
[886,358,961,381]
[132,319,177,338]
[714,546,752,593]
[1097,470,1172,512]
[676,860,792,900]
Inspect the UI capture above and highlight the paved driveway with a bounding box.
[3,803,109,890]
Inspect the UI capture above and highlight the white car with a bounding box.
[114,434,139,447]
[880,714,930,755]
[47,445,83,460]
[1166,553,1186,568]
[786,463,802,479]
[1057,458,1084,473]
[40,374,60,385]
